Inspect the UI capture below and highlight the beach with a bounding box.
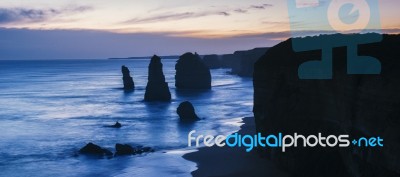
[183,117,289,177]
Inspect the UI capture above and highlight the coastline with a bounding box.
[183,117,289,177]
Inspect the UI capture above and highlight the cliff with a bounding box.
[253,34,400,177]
[204,47,268,77]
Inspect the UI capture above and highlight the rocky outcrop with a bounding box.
[104,121,121,128]
[177,101,199,121]
[144,55,171,101]
[253,34,400,177]
[79,143,113,157]
[121,65,135,90]
[175,52,211,89]
[115,143,154,156]
[202,55,221,69]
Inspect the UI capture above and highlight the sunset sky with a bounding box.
[0,0,399,59]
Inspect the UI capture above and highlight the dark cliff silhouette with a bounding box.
[121,65,135,90]
[202,54,222,69]
[202,48,268,77]
[144,55,171,101]
[175,52,211,89]
[177,101,199,122]
[253,34,400,177]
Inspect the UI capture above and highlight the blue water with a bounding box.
[0,59,253,177]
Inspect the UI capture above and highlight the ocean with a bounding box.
[0,59,253,177]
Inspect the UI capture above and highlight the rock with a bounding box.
[115,143,135,156]
[79,143,113,157]
[144,55,171,101]
[115,144,155,156]
[202,54,221,69]
[121,65,135,90]
[253,34,400,177]
[175,52,211,89]
[177,101,199,121]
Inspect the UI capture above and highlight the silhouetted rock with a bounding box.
[115,144,154,156]
[115,143,135,156]
[175,52,211,89]
[79,143,113,157]
[177,101,199,121]
[104,121,122,128]
[202,54,222,69]
[231,47,268,77]
[121,65,135,90]
[144,55,171,101]
[253,34,400,177]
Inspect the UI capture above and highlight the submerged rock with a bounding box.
[177,101,199,121]
[144,55,171,101]
[115,144,154,156]
[104,121,122,128]
[79,143,113,157]
[175,52,211,89]
[121,65,135,90]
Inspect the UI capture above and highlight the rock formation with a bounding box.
[121,65,135,90]
[202,54,222,69]
[253,34,400,177]
[175,52,211,89]
[115,143,154,156]
[144,55,171,101]
[177,101,199,121]
[79,142,113,157]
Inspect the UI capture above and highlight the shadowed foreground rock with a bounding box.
[177,101,199,121]
[144,55,171,101]
[121,65,135,90]
[253,34,400,177]
[115,143,154,156]
[175,52,211,89]
[79,143,113,157]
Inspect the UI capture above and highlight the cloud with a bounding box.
[0,6,92,24]
[249,4,273,10]
[123,10,230,24]
[234,9,248,13]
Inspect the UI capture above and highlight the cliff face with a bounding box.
[175,52,211,89]
[253,34,400,177]
[201,48,268,77]
[202,55,221,69]
[144,55,171,101]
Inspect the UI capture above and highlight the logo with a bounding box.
[188,130,383,152]
[287,0,382,79]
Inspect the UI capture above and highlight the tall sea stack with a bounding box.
[175,52,211,89]
[144,55,171,101]
[121,65,134,90]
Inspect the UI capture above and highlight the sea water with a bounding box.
[0,59,253,177]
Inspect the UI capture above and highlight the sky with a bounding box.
[0,0,399,59]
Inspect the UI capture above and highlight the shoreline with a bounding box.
[183,117,289,177]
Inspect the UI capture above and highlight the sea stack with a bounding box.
[175,52,211,89]
[177,101,199,121]
[121,65,135,90]
[144,55,171,101]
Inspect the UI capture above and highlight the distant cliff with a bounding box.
[201,47,268,77]
[253,34,400,177]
